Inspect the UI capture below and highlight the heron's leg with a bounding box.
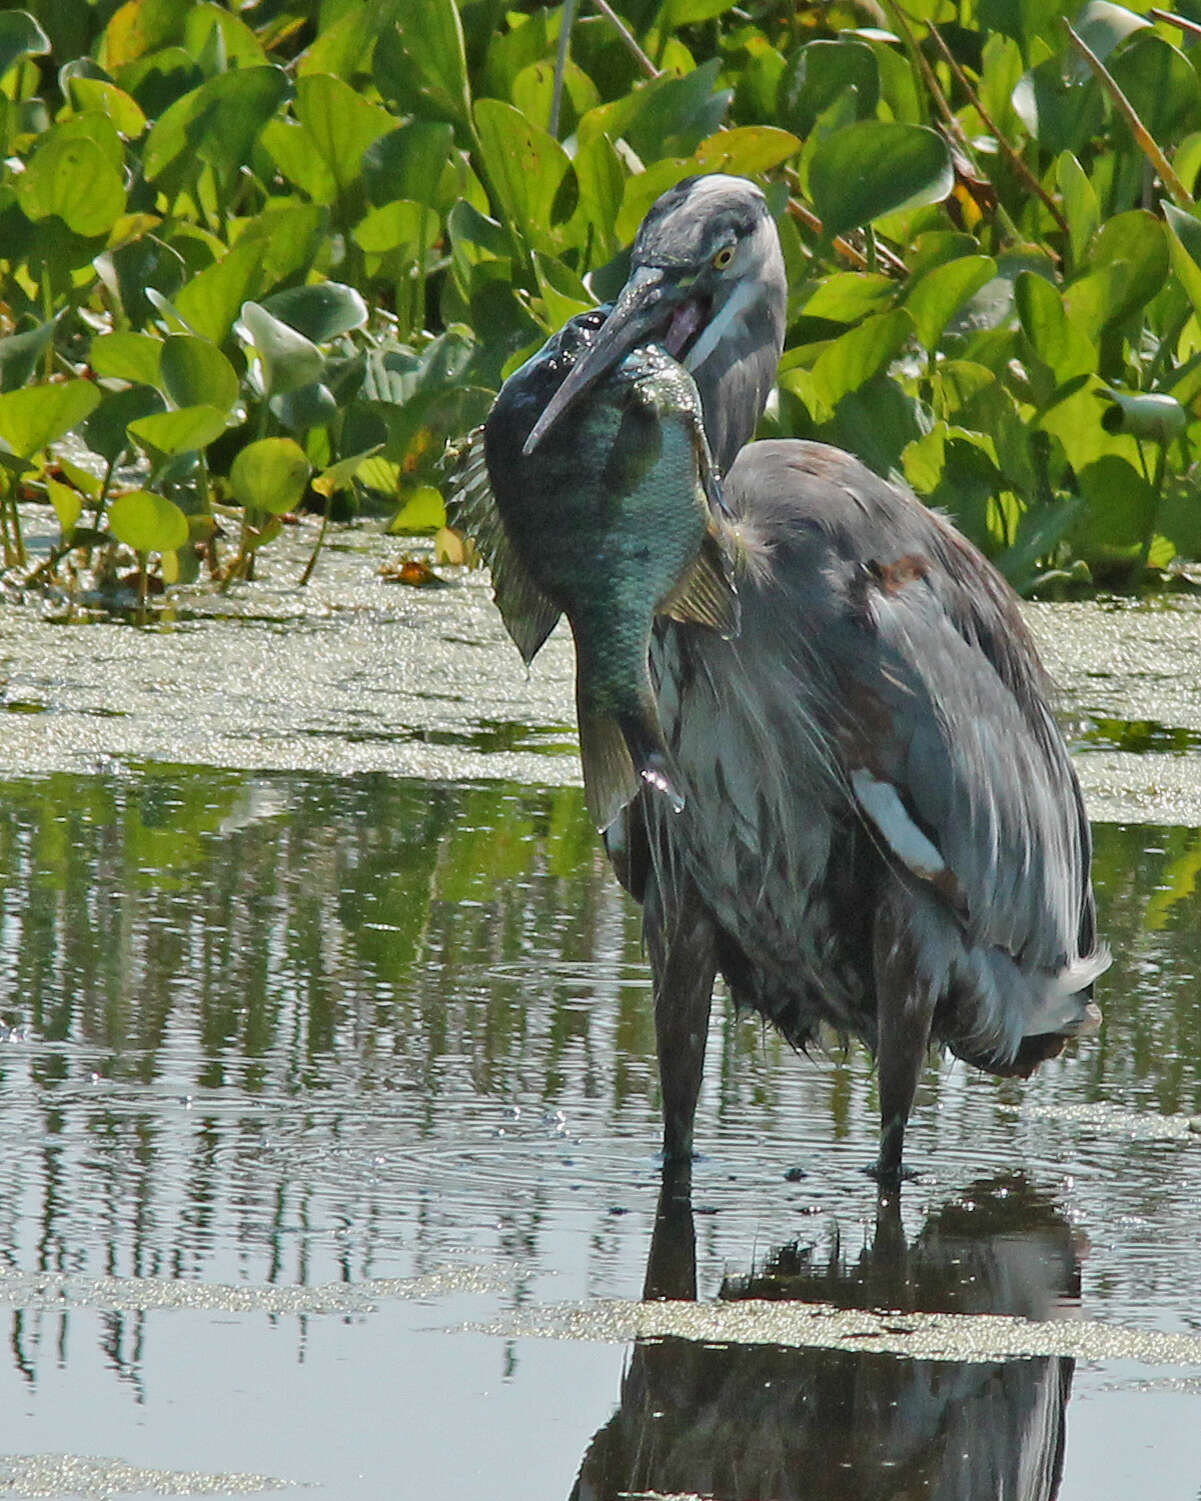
[644,871,716,1162]
[871,898,936,1187]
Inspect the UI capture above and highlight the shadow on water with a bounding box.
[574,1172,1079,1501]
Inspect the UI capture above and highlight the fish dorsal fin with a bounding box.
[576,711,640,832]
[658,527,740,638]
[445,426,562,665]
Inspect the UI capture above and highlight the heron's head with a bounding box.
[522,174,787,467]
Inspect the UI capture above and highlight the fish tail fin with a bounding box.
[577,703,684,832]
[620,709,685,816]
[578,712,640,832]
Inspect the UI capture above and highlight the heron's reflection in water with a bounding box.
[572,1172,1081,1501]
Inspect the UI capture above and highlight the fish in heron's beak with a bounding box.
[521,266,709,458]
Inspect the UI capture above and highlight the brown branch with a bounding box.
[1149,8,1201,42]
[589,0,660,79]
[1063,19,1194,207]
[926,19,1071,239]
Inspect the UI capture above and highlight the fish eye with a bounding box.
[711,244,736,270]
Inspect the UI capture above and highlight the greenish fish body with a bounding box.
[450,310,738,830]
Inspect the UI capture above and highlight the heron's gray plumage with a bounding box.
[636,441,1104,1083]
[469,172,1107,1185]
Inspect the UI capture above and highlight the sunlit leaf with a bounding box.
[362,122,456,209]
[142,65,291,187]
[0,381,101,458]
[785,309,914,422]
[905,255,997,349]
[693,125,801,175]
[159,334,239,412]
[808,123,953,240]
[17,131,126,237]
[295,73,394,198]
[108,488,190,553]
[473,97,574,254]
[127,404,227,456]
[374,0,471,133]
[390,484,446,533]
[1014,271,1096,381]
[229,437,311,515]
[81,385,165,464]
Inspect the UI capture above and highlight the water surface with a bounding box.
[0,520,1198,1498]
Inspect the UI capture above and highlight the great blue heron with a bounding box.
[520,173,1109,1186]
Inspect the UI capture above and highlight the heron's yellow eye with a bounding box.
[712,245,736,270]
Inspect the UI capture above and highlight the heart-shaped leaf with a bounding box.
[229,437,311,514]
[108,489,190,554]
[809,123,953,240]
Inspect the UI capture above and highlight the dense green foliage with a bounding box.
[1,0,1200,601]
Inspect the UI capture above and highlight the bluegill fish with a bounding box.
[448,310,739,831]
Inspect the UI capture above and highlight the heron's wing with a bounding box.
[723,442,1107,1005]
[444,426,561,665]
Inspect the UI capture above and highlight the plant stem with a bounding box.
[1134,438,1169,588]
[550,0,579,137]
[1063,20,1195,208]
[298,501,332,587]
[589,0,659,79]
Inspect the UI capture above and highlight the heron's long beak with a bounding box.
[522,266,674,456]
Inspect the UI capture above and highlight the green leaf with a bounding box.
[159,334,239,412]
[108,489,190,554]
[46,476,83,536]
[174,240,265,344]
[809,123,953,241]
[473,97,574,255]
[260,117,337,204]
[786,309,914,422]
[374,2,471,133]
[1057,152,1100,269]
[314,445,383,497]
[142,65,292,188]
[80,385,166,465]
[1076,454,1156,549]
[693,125,801,175]
[1109,36,1200,145]
[295,73,395,199]
[665,0,735,21]
[1014,271,1096,381]
[269,382,339,432]
[778,40,880,137]
[0,317,57,392]
[127,405,227,457]
[17,130,126,237]
[67,76,147,137]
[0,380,101,457]
[229,437,310,515]
[905,255,997,350]
[797,272,896,325]
[1012,60,1103,155]
[237,302,324,397]
[91,332,163,387]
[1162,202,1201,320]
[260,283,369,343]
[391,484,445,532]
[362,122,456,209]
[0,10,48,79]
[353,200,440,257]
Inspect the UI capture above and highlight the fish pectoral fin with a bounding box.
[578,714,641,832]
[445,426,562,665]
[658,528,740,638]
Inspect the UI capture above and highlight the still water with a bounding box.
[0,767,1197,1498]
[0,523,1199,1498]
